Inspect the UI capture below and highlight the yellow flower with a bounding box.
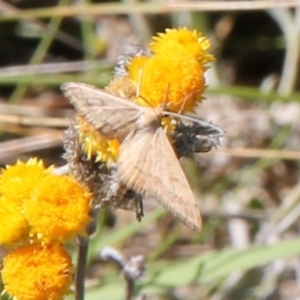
[64,28,215,167]
[24,174,91,244]
[0,158,53,246]
[126,28,215,112]
[0,158,91,244]
[0,199,29,246]
[76,116,119,164]
[2,244,73,300]
[150,27,215,66]
[128,52,205,112]
[0,158,52,207]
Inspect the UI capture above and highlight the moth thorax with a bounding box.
[138,107,162,130]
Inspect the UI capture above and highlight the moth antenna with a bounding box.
[162,82,170,110]
[135,66,155,109]
[164,111,223,131]
[177,88,203,114]
[136,67,143,98]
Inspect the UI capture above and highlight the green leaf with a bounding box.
[153,238,300,286]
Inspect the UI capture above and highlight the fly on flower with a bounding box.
[61,82,223,230]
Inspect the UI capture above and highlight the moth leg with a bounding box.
[134,194,144,222]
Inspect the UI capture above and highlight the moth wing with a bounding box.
[118,127,201,230]
[61,82,143,139]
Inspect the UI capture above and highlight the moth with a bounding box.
[61,82,203,230]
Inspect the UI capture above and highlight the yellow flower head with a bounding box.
[0,158,91,244]
[76,116,119,165]
[0,158,53,246]
[24,174,91,244]
[0,158,52,207]
[150,27,215,66]
[126,28,214,112]
[0,199,29,246]
[128,52,205,112]
[2,244,73,300]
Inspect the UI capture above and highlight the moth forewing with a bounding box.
[61,82,147,141]
[62,82,202,229]
[118,126,202,230]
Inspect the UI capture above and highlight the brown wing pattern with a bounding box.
[61,82,143,140]
[117,127,202,230]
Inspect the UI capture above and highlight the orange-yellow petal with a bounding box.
[77,116,120,165]
[2,244,73,300]
[24,174,91,244]
[0,199,29,246]
[0,158,52,207]
[150,27,215,65]
[127,55,149,87]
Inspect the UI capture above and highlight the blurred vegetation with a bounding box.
[0,1,300,300]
